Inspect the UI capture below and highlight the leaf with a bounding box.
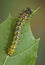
[0,16,40,65]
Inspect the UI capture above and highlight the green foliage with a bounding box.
[0,16,39,65]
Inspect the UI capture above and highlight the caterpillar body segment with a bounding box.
[14,30,21,36]
[17,21,24,27]
[7,8,32,56]
[15,25,22,31]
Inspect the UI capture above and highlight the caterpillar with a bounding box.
[8,8,32,56]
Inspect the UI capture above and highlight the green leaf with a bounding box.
[0,16,40,65]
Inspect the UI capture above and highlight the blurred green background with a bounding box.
[0,0,45,65]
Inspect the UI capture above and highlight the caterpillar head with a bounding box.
[26,8,32,14]
[22,8,32,20]
[19,8,32,21]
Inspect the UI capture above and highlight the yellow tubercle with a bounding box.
[14,31,21,35]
